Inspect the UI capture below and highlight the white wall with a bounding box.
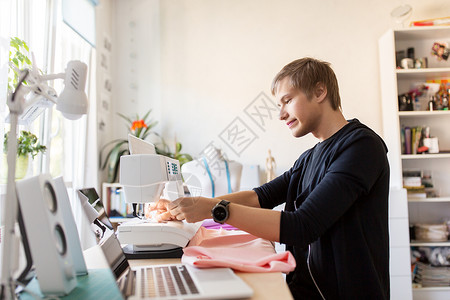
[109,0,450,180]
[95,0,115,185]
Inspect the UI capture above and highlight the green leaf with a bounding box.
[135,127,143,138]
[140,127,151,139]
[107,148,129,183]
[24,56,32,65]
[117,112,133,125]
[176,142,182,153]
[142,109,152,122]
[106,145,123,179]
[3,130,46,158]
[147,120,158,130]
[11,42,19,51]
[99,139,128,170]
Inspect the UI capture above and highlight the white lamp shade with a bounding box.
[56,60,88,120]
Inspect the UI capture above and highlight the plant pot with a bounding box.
[1,154,29,183]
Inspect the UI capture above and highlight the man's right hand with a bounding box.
[148,199,177,222]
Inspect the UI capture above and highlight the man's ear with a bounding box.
[314,82,327,103]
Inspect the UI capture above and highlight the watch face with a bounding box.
[214,206,228,222]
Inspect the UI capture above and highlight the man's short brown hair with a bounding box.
[271,57,341,110]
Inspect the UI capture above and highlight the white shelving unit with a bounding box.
[379,26,450,300]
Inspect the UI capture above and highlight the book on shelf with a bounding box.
[413,262,450,288]
[403,175,422,187]
[401,126,439,155]
[407,188,427,199]
[403,170,436,199]
[413,126,422,155]
[402,126,424,155]
[104,186,133,217]
[404,126,412,154]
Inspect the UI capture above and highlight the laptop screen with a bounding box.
[77,188,129,279]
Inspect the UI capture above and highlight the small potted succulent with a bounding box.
[2,130,46,181]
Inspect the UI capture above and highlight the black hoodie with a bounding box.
[254,119,390,299]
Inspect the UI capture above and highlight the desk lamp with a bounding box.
[0,57,88,299]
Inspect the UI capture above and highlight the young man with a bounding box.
[151,57,390,299]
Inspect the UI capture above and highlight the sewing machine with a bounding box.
[117,136,201,258]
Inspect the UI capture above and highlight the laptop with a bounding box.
[77,188,253,299]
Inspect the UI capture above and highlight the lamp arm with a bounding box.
[0,70,35,299]
[33,72,63,104]
[40,73,64,81]
[0,106,20,300]
[32,87,58,104]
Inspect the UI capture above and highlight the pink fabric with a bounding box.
[201,218,238,230]
[181,227,296,274]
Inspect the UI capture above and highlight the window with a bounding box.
[1,0,96,211]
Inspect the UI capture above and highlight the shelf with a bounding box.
[395,26,450,40]
[401,153,450,159]
[413,286,450,292]
[410,241,450,247]
[408,197,450,203]
[103,182,122,188]
[399,110,450,117]
[396,67,450,80]
[381,26,450,298]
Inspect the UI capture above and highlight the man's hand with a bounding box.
[148,199,176,222]
[168,197,216,223]
[148,197,215,223]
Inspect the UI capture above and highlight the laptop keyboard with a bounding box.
[141,265,199,298]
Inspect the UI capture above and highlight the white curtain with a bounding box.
[0,0,12,189]
[68,48,98,249]
[0,0,12,267]
[48,0,98,248]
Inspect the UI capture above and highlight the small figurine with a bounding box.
[265,149,276,182]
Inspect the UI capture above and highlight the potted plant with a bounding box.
[99,109,193,183]
[1,38,45,182]
[2,130,47,181]
[156,139,193,166]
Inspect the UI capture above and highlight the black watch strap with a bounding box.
[218,200,230,208]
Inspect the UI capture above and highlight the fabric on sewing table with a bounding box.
[181,227,296,273]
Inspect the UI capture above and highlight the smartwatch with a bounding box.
[211,200,230,224]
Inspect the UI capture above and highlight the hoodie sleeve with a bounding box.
[253,167,294,209]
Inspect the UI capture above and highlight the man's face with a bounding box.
[275,77,321,138]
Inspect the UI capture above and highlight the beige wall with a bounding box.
[110,0,450,177]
